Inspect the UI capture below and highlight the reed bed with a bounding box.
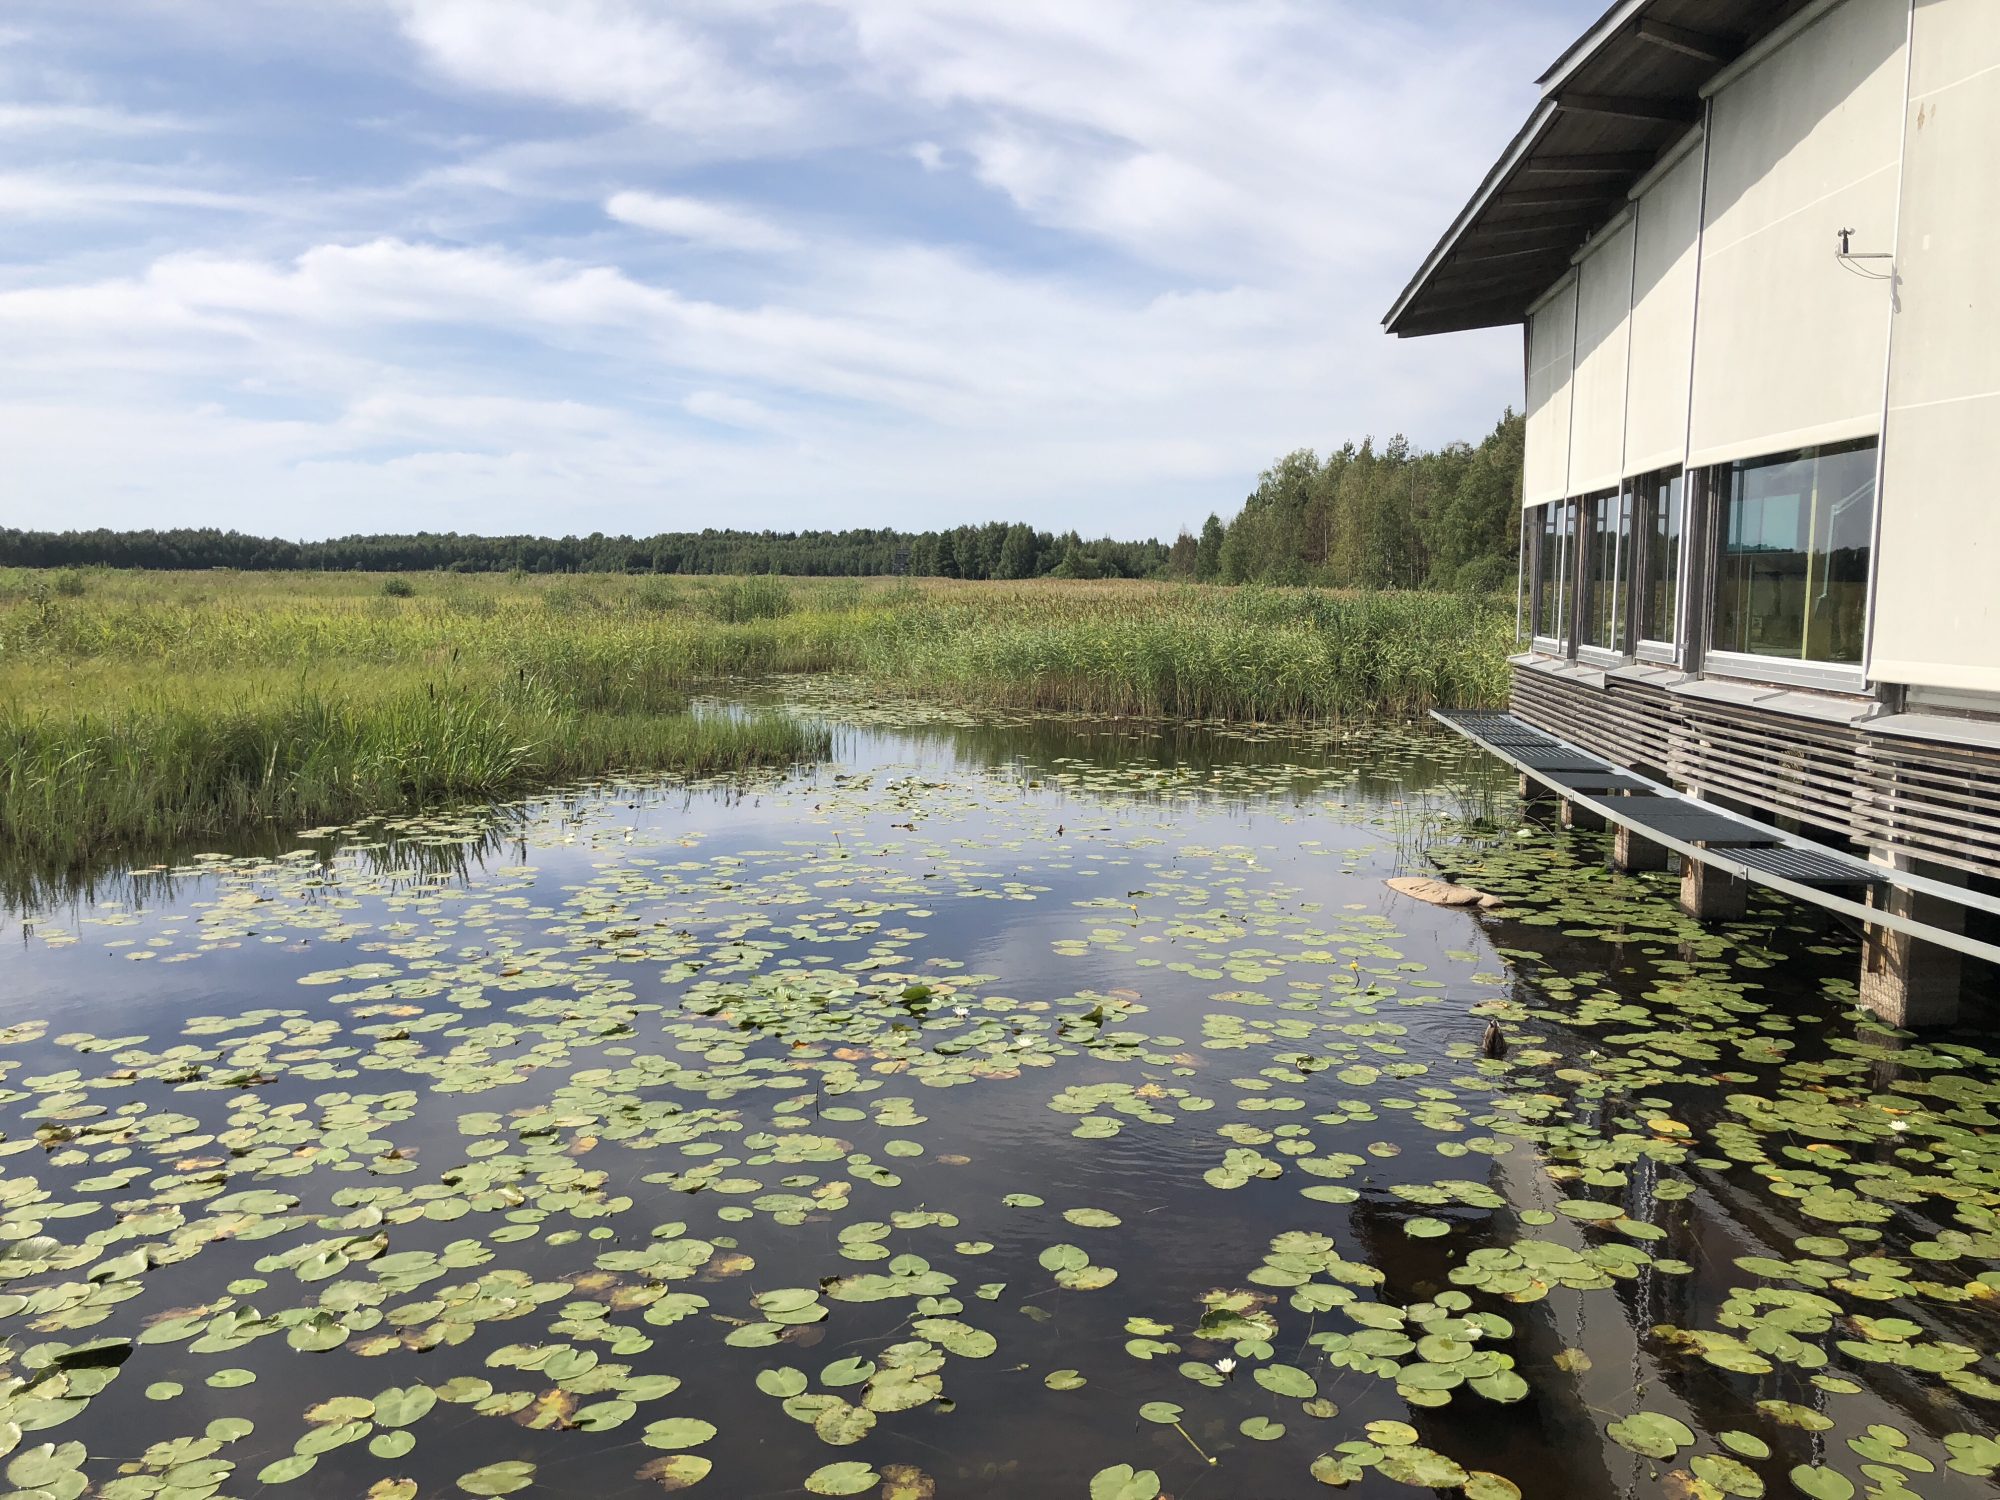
[2,570,1511,866]
[0,661,824,868]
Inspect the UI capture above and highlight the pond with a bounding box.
[3,690,1998,1500]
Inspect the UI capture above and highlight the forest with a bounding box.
[2,411,1522,589]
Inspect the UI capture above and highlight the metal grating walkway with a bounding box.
[1609,797,1780,848]
[1542,770,1657,794]
[1730,844,1881,889]
[1512,747,1619,773]
[1440,713,1558,747]
[1426,707,2000,969]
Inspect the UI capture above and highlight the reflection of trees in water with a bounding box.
[2,810,521,922]
[825,710,1508,817]
[6,704,1505,920]
[3,767,796,922]
[1443,903,2000,1493]
[1342,1173,1622,1497]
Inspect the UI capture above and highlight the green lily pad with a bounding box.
[643,1419,718,1451]
[458,1460,537,1496]
[1089,1464,1162,1500]
[1608,1412,1694,1461]
[1788,1467,1855,1500]
[804,1462,880,1496]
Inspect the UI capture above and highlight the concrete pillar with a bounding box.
[1678,855,1747,922]
[1561,799,1606,831]
[1610,824,1670,872]
[1861,855,1964,1028]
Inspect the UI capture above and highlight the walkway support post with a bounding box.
[1679,854,1747,921]
[1861,853,1964,1028]
[1610,824,1670,872]
[1561,798,1606,831]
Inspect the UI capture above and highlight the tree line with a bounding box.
[0,522,1165,581]
[3,411,1522,589]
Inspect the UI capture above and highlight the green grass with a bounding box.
[1,569,1512,869]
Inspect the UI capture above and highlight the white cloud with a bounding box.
[0,103,189,134]
[605,191,798,253]
[0,0,1588,536]
[0,171,261,219]
[685,390,781,429]
[391,0,795,134]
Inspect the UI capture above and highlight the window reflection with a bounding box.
[1711,440,1874,666]
[1635,467,1682,645]
[1581,490,1629,651]
[1533,499,1575,647]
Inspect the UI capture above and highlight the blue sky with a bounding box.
[2,1,1601,541]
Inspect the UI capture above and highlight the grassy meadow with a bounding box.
[1,568,1513,868]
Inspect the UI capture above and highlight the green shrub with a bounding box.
[380,576,415,598]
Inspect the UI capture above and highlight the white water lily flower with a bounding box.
[953,1005,969,1017]
[1890,1121,1908,1132]
[1215,1357,1237,1374]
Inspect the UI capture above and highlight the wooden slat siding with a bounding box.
[1670,700,1867,842]
[1606,680,1679,779]
[1509,668,1675,773]
[1503,661,2000,878]
[1856,736,2000,882]
[1854,792,2000,864]
[1860,758,2000,826]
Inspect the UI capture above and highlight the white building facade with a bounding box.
[1388,0,2000,897]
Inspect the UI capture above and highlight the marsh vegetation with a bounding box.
[0,570,1511,868]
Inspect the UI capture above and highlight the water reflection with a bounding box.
[1,699,1995,1500]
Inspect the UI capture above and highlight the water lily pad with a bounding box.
[374,1385,437,1427]
[1787,1467,1855,1500]
[805,1462,880,1495]
[458,1461,537,1496]
[758,1367,809,1398]
[1254,1364,1317,1399]
[637,1455,713,1490]
[1089,1464,1161,1500]
[643,1419,718,1451]
[1608,1413,1695,1461]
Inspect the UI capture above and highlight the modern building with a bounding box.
[1386,0,1998,1022]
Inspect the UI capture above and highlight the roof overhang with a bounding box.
[1383,0,1816,338]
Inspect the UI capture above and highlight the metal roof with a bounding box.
[1383,0,1815,339]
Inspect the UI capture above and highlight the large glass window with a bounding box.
[1580,489,1631,652]
[1633,467,1682,646]
[1531,499,1575,648]
[1711,440,1875,666]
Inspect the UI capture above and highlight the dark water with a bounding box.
[3,699,1997,1500]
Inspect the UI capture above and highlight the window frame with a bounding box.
[1528,497,1577,657]
[1628,465,1685,665]
[1701,438,1877,694]
[1575,486,1631,667]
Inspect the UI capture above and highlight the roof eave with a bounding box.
[1381,101,1559,338]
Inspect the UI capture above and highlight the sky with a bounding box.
[1,1,1602,542]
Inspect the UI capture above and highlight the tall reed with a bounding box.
[1,570,1511,867]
